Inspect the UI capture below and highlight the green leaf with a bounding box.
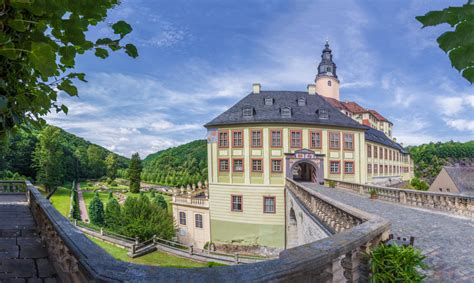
[0,96,7,112]
[437,22,474,53]
[28,42,57,77]
[60,105,69,114]
[0,42,21,60]
[58,80,78,96]
[124,44,138,58]
[7,18,27,32]
[96,38,113,45]
[449,44,474,71]
[462,66,474,83]
[112,20,133,38]
[94,48,109,59]
[59,46,76,67]
[70,72,87,82]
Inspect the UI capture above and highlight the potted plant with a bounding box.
[327,180,336,188]
[369,188,378,199]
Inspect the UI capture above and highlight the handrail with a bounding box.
[19,179,391,282]
[325,178,474,218]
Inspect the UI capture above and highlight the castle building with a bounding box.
[197,42,414,249]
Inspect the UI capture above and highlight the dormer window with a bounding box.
[316,108,329,119]
[264,97,274,106]
[243,106,254,118]
[297,97,306,106]
[281,107,292,118]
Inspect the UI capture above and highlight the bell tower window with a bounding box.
[328,80,331,86]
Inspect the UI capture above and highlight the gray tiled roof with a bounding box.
[444,167,474,196]
[364,127,408,153]
[204,91,366,129]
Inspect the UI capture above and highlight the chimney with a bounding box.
[252,83,261,94]
[307,84,316,95]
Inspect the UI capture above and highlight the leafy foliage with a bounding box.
[370,244,427,282]
[129,153,142,193]
[409,177,429,191]
[154,194,168,210]
[136,140,207,187]
[416,1,474,83]
[89,192,105,226]
[104,197,121,228]
[0,125,128,183]
[408,141,474,183]
[0,0,138,136]
[71,185,81,220]
[105,153,118,180]
[113,194,175,241]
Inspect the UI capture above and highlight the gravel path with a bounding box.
[77,182,89,222]
[302,183,474,282]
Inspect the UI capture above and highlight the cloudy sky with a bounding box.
[46,0,474,157]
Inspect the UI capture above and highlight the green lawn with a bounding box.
[49,185,72,218]
[87,236,207,268]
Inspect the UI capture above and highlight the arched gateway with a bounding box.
[285,149,325,184]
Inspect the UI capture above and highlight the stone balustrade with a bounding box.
[172,195,209,207]
[0,180,26,193]
[4,180,390,282]
[327,178,474,217]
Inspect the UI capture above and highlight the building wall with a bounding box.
[315,76,340,101]
[208,123,366,248]
[173,204,210,249]
[428,168,460,194]
[365,141,413,184]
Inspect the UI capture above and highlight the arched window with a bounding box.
[328,80,332,86]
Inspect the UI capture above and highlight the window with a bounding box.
[367,145,372,158]
[232,130,243,147]
[263,197,276,214]
[374,146,378,158]
[179,211,186,225]
[290,130,302,148]
[297,97,306,106]
[329,132,340,149]
[384,149,388,160]
[195,214,203,228]
[271,130,282,147]
[368,164,372,174]
[330,161,340,174]
[219,159,229,172]
[374,164,378,174]
[317,109,329,119]
[385,165,388,174]
[389,151,392,161]
[218,131,228,147]
[310,131,321,148]
[281,107,292,118]
[328,80,332,86]
[379,148,383,159]
[264,97,273,105]
[251,130,262,147]
[231,195,243,212]
[252,159,263,172]
[271,159,282,173]
[243,106,253,117]
[379,165,383,174]
[343,133,354,150]
[344,161,354,174]
[233,159,243,172]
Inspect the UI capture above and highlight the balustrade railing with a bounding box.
[3,179,391,282]
[0,180,27,193]
[326,178,474,218]
[172,195,209,207]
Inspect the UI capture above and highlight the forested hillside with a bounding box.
[408,141,474,183]
[0,126,128,183]
[135,140,207,187]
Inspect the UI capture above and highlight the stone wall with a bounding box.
[23,180,390,282]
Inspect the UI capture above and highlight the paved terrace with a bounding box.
[303,182,474,282]
[0,195,57,282]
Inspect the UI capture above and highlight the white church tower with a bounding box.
[315,41,340,101]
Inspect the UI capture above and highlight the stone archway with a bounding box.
[286,149,325,184]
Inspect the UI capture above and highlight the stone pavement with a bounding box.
[303,183,474,282]
[76,183,89,222]
[0,195,57,282]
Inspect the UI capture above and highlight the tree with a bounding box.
[33,126,64,198]
[105,153,118,181]
[88,192,105,226]
[0,0,138,137]
[129,153,142,193]
[417,1,474,83]
[154,194,168,211]
[87,145,106,178]
[105,197,121,229]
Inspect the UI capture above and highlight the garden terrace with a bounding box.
[1,180,390,282]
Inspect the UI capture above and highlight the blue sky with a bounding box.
[46,0,474,157]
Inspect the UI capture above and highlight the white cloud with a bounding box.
[436,97,464,116]
[445,119,474,132]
